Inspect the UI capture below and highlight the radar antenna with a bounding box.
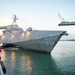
[12,14,19,25]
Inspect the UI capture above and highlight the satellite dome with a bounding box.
[26,27,32,31]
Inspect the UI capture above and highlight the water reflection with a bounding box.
[21,53,32,74]
[11,51,16,68]
[1,41,75,75]
[10,51,32,74]
[2,50,64,75]
[2,50,6,61]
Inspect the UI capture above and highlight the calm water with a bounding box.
[1,41,75,75]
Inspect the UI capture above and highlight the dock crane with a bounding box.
[58,13,75,26]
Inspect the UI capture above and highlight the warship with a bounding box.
[0,15,66,53]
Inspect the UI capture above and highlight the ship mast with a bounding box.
[12,14,19,25]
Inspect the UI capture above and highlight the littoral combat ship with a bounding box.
[0,15,66,53]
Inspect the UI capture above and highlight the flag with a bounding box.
[0,48,2,52]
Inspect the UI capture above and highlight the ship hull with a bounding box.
[14,32,65,53]
[0,30,65,53]
[0,15,66,54]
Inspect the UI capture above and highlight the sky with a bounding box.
[0,0,75,35]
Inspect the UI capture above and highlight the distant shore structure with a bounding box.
[58,13,75,26]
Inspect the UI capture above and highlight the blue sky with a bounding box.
[0,0,75,34]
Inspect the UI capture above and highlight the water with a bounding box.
[1,41,75,75]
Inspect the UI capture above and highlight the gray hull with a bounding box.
[16,35,62,53]
[0,30,65,53]
[12,30,65,53]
